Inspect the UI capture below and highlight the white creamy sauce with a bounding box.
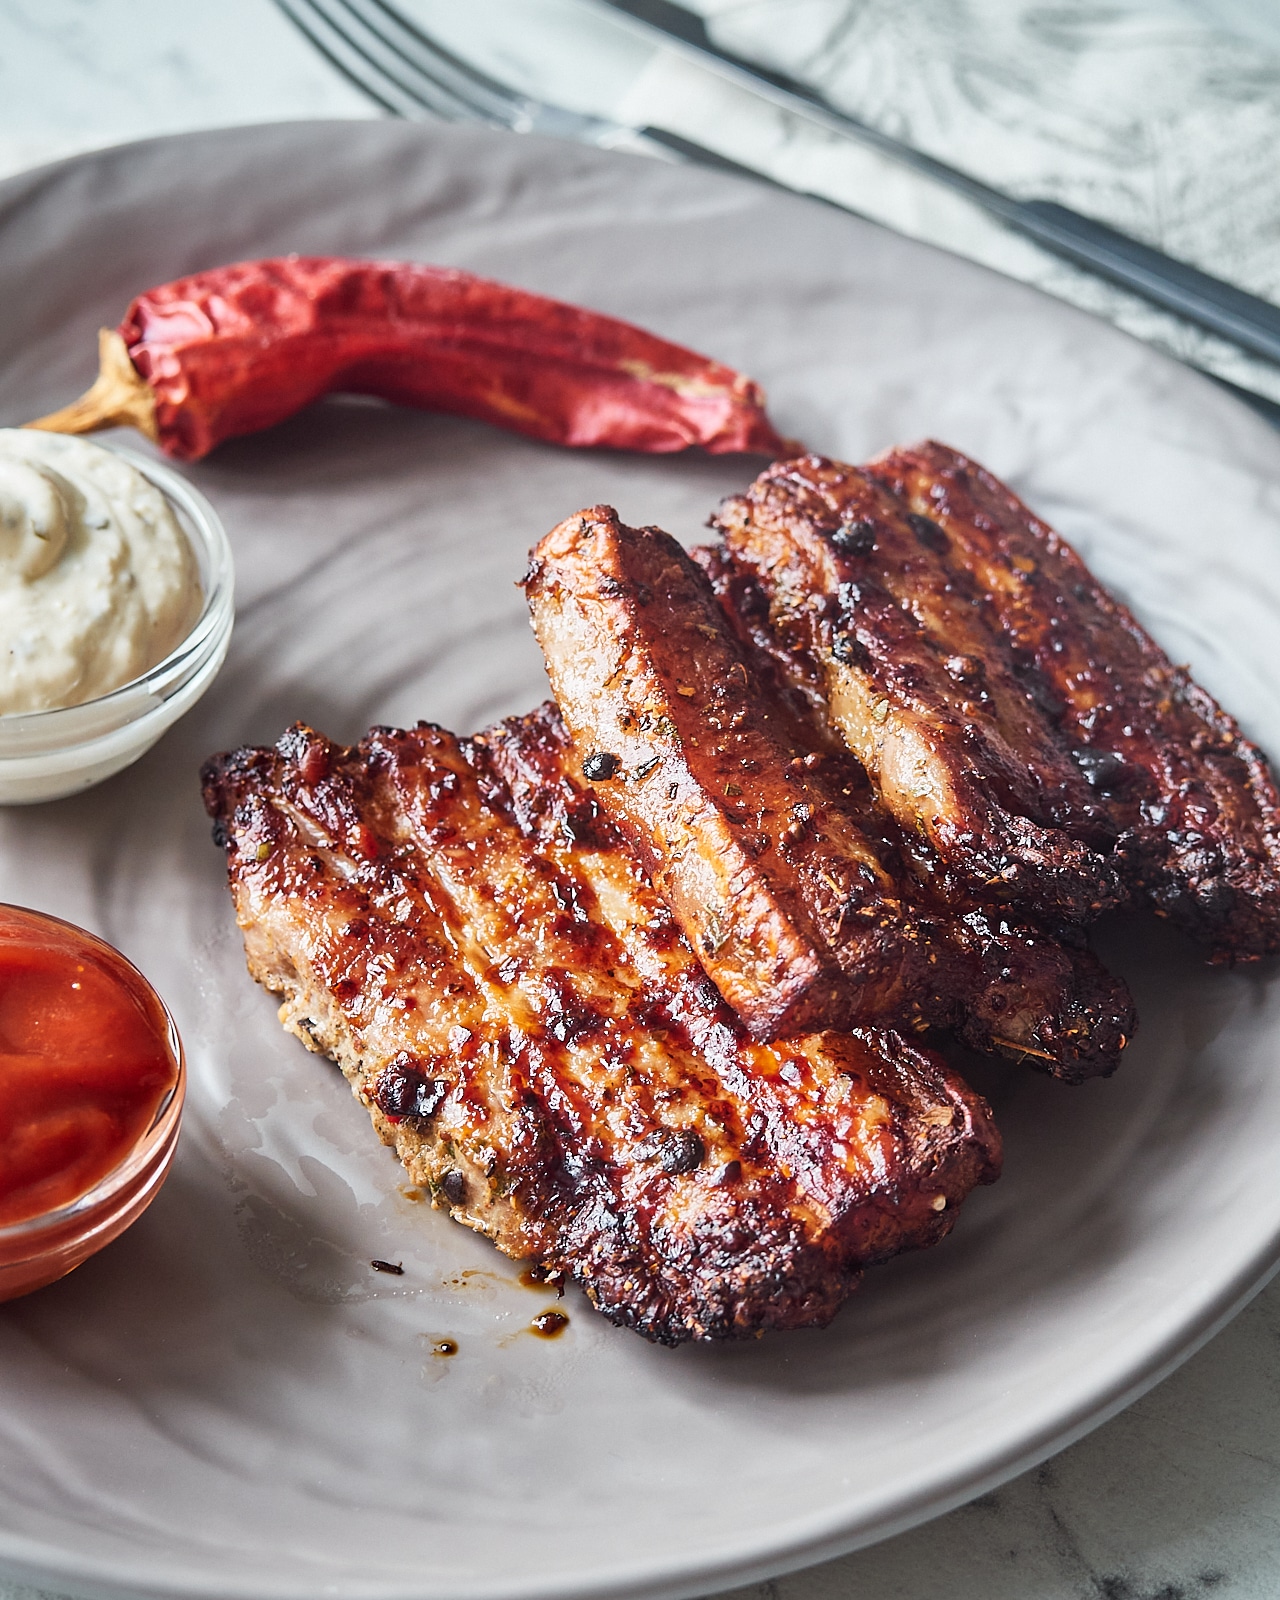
[0,431,202,715]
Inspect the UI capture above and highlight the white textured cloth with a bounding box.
[614,0,1280,405]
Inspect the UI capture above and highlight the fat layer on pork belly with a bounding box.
[525,505,1132,1080]
[201,704,1000,1345]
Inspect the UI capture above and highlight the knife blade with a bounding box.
[596,0,1280,368]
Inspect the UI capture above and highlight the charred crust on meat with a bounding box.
[276,723,334,784]
[906,512,949,553]
[464,704,620,852]
[1071,748,1129,793]
[831,632,870,668]
[373,1054,449,1124]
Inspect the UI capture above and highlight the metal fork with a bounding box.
[273,0,780,179]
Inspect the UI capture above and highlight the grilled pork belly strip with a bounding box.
[524,505,927,1041]
[528,508,1132,1080]
[869,441,1280,961]
[201,707,1000,1345]
[713,457,1121,926]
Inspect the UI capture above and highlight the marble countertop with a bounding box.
[1,2,1279,1598]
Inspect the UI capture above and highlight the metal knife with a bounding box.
[597,0,1280,368]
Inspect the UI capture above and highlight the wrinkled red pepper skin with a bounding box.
[119,256,789,462]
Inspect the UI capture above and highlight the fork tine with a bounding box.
[351,0,534,123]
[274,0,491,123]
[321,0,514,124]
[274,0,412,116]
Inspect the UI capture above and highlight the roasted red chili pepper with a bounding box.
[27,256,790,461]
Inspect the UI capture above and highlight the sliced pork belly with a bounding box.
[525,508,1132,1081]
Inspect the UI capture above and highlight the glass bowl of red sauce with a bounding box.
[0,904,184,1303]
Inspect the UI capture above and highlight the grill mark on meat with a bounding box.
[713,456,1121,925]
[868,440,1280,961]
[201,712,1000,1344]
[471,705,996,1206]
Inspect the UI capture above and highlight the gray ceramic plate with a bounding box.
[2,121,1280,1600]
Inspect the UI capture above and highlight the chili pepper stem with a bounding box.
[25,328,158,443]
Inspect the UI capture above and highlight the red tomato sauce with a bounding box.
[0,907,178,1229]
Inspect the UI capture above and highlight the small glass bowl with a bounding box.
[0,445,235,805]
[0,904,185,1303]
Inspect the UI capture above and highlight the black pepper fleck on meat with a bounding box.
[648,1128,706,1174]
[832,518,877,556]
[582,751,621,781]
